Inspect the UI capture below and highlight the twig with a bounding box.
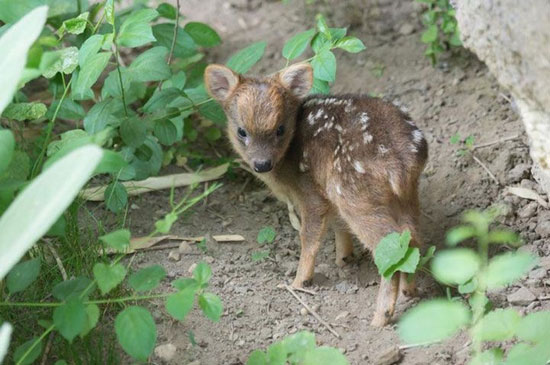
[293,286,316,295]
[283,284,340,338]
[473,134,520,149]
[472,154,500,186]
[539,295,550,301]
[45,241,67,281]
[40,332,55,365]
[167,0,181,65]
[398,339,441,350]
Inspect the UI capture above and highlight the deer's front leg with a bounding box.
[291,211,328,288]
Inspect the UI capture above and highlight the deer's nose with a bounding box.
[253,159,273,173]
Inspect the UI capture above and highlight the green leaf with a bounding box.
[198,292,223,321]
[315,14,331,39]
[257,226,276,244]
[172,278,199,291]
[335,36,366,53]
[0,5,47,114]
[515,311,550,343]
[458,277,477,294]
[152,24,197,59]
[204,126,222,141]
[251,250,270,262]
[154,119,179,145]
[78,34,105,67]
[144,88,182,113]
[128,46,171,82]
[117,9,158,48]
[104,181,128,213]
[13,337,42,365]
[40,47,79,78]
[487,230,521,245]
[311,49,336,82]
[303,347,349,365]
[449,133,460,144]
[156,3,177,19]
[226,41,266,74]
[421,24,438,43]
[0,145,102,280]
[115,306,157,361]
[311,78,330,94]
[6,258,40,294]
[198,100,227,125]
[80,304,100,338]
[93,262,127,295]
[95,150,128,175]
[0,130,15,175]
[374,231,409,277]
[2,102,47,121]
[470,349,503,365]
[72,52,112,100]
[282,29,316,60]
[504,342,550,365]
[155,212,177,233]
[390,247,420,275]
[247,350,267,365]
[52,276,94,301]
[129,265,166,292]
[99,229,130,252]
[184,22,221,47]
[283,331,315,362]
[83,99,122,134]
[266,341,286,364]
[47,99,85,121]
[53,297,87,342]
[431,248,480,285]
[398,299,470,344]
[59,12,89,36]
[105,0,115,25]
[419,245,436,267]
[485,251,537,289]
[473,308,520,342]
[120,117,147,148]
[446,225,476,246]
[449,28,462,47]
[193,262,212,286]
[166,286,196,320]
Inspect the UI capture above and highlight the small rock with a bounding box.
[507,287,536,305]
[529,268,547,280]
[375,346,402,365]
[168,250,180,262]
[204,256,215,264]
[508,164,531,182]
[398,22,415,35]
[300,308,308,316]
[154,343,177,361]
[535,221,550,238]
[518,202,538,219]
[179,241,194,254]
[188,263,197,274]
[540,256,550,270]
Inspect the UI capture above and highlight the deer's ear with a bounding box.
[204,64,240,102]
[277,63,313,98]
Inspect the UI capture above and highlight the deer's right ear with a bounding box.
[204,65,240,102]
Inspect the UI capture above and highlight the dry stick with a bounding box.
[40,332,55,365]
[45,242,68,281]
[283,284,340,338]
[167,0,181,65]
[473,134,520,149]
[472,154,500,186]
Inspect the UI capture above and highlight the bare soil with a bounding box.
[118,1,550,364]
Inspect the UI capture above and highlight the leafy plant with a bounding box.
[252,226,277,262]
[450,133,475,157]
[417,0,462,64]
[247,331,348,365]
[397,208,550,364]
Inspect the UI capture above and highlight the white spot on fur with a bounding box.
[335,124,344,133]
[334,145,341,156]
[353,161,366,174]
[336,184,343,195]
[358,112,370,125]
[410,143,418,153]
[363,133,373,144]
[412,129,424,144]
[299,162,307,172]
[378,144,389,154]
[405,120,416,127]
[389,172,401,196]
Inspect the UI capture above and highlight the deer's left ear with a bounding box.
[277,63,313,98]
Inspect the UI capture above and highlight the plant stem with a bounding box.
[167,0,180,65]
[16,325,55,365]
[114,45,128,117]
[30,78,73,178]
[87,293,170,305]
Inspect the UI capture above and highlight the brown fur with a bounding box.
[205,63,428,327]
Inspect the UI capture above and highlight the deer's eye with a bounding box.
[276,125,285,137]
[237,127,247,138]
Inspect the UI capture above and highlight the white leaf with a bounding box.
[0,145,103,280]
[0,6,48,114]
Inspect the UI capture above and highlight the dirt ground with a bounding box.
[119,0,550,364]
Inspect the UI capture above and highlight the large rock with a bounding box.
[454,0,550,195]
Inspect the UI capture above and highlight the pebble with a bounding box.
[179,241,194,254]
[535,221,550,238]
[300,308,308,316]
[204,256,215,264]
[168,250,180,261]
[518,202,538,219]
[154,343,177,361]
[529,268,547,281]
[398,22,415,35]
[375,346,402,365]
[507,287,536,305]
[508,163,530,182]
[335,311,350,321]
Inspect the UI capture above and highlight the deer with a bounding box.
[204,62,428,327]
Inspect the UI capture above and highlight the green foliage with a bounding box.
[247,331,348,365]
[114,306,157,361]
[374,230,426,279]
[252,226,277,262]
[398,208,549,364]
[6,258,40,294]
[417,0,462,64]
[128,265,166,292]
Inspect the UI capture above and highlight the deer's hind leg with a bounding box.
[334,226,354,267]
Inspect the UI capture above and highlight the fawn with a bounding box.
[204,63,428,326]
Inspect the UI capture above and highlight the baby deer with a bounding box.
[204,63,428,327]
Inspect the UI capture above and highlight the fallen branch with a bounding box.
[283,284,341,338]
[81,163,229,201]
[472,154,500,186]
[473,134,520,149]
